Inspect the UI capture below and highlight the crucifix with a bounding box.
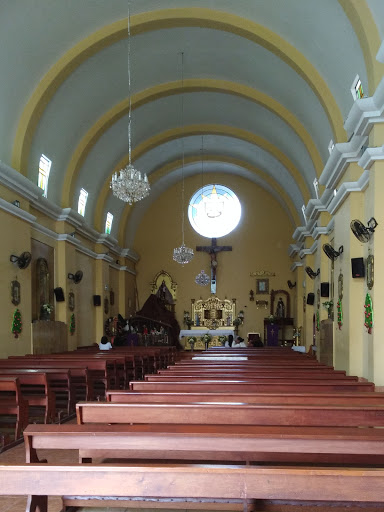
[196,238,232,294]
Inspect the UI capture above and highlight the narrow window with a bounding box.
[313,178,319,200]
[105,212,113,234]
[351,75,364,100]
[38,154,51,197]
[328,140,335,155]
[78,188,88,216]
[301,205,307,224]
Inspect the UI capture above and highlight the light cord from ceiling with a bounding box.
[173,52,194,265]
[110,2,150,205]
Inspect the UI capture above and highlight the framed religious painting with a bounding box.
[256,278,269,295]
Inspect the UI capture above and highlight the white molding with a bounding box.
[290,261,303,271]
[292,219,317,242]
[0,160,42,202]
[288,243,303,257]
[344,77,384,137]
[319,135,367,189]
[313,217,335,239]
[358,145,384,170]
[0,197,36,224]
[0,162,139,264]
[299,240,318,258]
[327,170,370,215]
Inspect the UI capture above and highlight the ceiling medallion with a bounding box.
[195,270,210,286]
[110,4,150,204]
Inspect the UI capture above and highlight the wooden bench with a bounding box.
[2,463,384,512]
[23,422,384,466]
[106,389,384,406]
[0,377,29,442]
[76,401,384,428]
[130,380,375,393]
[148,373,359,381]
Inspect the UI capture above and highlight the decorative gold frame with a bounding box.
[367,254,374,290]
[256,278,269,294]
[11,280,21,305]
[191,296,236,330]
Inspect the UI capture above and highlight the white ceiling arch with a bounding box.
[0,0,382,249]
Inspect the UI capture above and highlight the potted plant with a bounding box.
[188,336,197,351]
[218,335,227,346]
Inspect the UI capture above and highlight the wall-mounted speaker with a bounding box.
[93,294,101,306]
[54,287,65,302]
[306,293,315,305]
[320,282,330,297]
[351,257,365,278]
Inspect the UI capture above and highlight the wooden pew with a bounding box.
[147,373,359,381]
[130,380,375,393]
[23,422,384,466]
[0,377,29,441]
[76,401,384,427]
[106,390,384,406]
[2,463,384,512]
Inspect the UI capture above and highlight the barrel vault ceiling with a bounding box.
[1,0,384,249]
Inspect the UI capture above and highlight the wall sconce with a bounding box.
[255,300,269,309]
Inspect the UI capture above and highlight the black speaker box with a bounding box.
[320,282,330,297]
[351,257,365,278]
[93,294,101,306]
[306,293,315,305]
[54,287,65,302]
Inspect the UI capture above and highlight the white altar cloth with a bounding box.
[179,329,234,340]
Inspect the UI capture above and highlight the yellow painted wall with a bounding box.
[0,210,32,357]
[134,174,295,340]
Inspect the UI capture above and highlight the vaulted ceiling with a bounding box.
[1,0,383,248]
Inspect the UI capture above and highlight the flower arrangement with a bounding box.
[42,304,53,314]
[322,300,333,318]
[188,336,197,344]
[218,335,227,344]
[184,310,193,328]
[201,333,212,343]
[233,317,241,327]
[268,314,275,324]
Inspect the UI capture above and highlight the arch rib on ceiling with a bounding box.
[62,79,322,209]
[94,124,306,236]
[12,7,345,176]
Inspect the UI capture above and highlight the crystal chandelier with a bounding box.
[195,269,210,286]
[110,4,150,205]
[173,52,194,265]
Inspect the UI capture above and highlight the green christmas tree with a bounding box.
[12,309,22,338]
[69,313,75,335]
[364,293,373,334]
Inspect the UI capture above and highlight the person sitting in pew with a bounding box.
[99,336,113,351]
[229,336,247,348]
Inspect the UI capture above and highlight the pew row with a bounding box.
[1,463,384,512]
[0,377,29,441]
[130,380,375,393]
[106,390,384,406]
[76,401,384,427]
[23,423,384,466]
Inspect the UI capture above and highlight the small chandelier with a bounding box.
[173,52,194,265]
[110,4,150,204]
[195,269,210,286]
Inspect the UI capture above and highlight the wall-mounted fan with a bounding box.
[68,270,83,284]
[10,251,32,269]
[323,244,343,261]
[350,217,378,243]
[287,280,296,289]
[305,266,320,279]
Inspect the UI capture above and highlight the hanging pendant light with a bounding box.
[110,3,150,204]
[195,270,210,286]
[173,52,194,265]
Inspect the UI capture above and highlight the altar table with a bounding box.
[179,329,234,350]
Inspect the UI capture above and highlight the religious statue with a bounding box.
[195,313,200,326]
[275,297,285,318]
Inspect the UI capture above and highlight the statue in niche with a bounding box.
[195,313,200,326]
[275,297,285,318]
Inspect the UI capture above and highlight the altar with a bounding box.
[179,329,234,350]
